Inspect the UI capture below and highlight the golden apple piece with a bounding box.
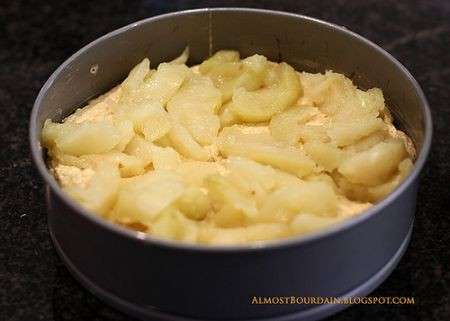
[227,54,268,96]
[229,62,302,122]
[212,205,248,228]
[343,130,387,154]
[308,71,356,116]
[338,139,407,186]
[115,101,171,142]
[151,206,199,242]
[48,148,91,171]
[168,119,210,161]
[225,157,278,193]
[176,186,211,221]
[298,125,330,143]
[327,116,385,147]
[121,58,150,93]
[150,207,182,240]
[64,162,120,215]
[43,120,122,156]
[152,134,172,148]
[112,170,185,225]
[177,112,220,146]
[82,152,147,178]
[224,156,305,208]
[174,161,225,186]
[269,106,320,145]
[64,152,147,178]
[201,54,268,102]
[356,88,385,115]
[304,141,344,172]
[199,50,241,74]
[206,174,258,223]
[367,158,414,201]
[140,108,172,142]
[218,125,275,146]
[259,181,338,223]
[150,145,182,170]
[304,172,338,189]
[298,71,329,106]
[124,136,153,167]
[219,102,240,128]
[167,74,221,145]
[137,62,190,106]
[201,61,242,101]
[116,154,146,177]
[218,126,315,178]
[301,71,382,121]
[113,120,135,152]
[332,172,370,202]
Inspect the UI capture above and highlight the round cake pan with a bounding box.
[30,8,432,321]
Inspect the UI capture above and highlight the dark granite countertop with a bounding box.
[1,1,449,320]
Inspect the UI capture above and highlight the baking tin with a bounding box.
[30,8,432,321]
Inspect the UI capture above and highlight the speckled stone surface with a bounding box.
[0,1,449,320]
